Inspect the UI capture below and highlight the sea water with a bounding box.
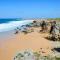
[0,18,33,32]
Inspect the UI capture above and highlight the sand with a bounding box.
[0,27,52,60]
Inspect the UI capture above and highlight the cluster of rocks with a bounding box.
[13,50,56,60]
[14,20,60,41]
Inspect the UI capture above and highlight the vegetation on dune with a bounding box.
[56,58,60,60]
[47,18,60,21]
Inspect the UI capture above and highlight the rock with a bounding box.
[13,50,35,60]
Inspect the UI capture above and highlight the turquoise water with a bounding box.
[0,18,22,24]
[0,18,33,32]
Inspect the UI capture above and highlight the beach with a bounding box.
[0,25,53,60]
[0,19,60,60]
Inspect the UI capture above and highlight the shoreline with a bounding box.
[0,20,34,32]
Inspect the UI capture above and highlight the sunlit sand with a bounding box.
[0,27,53,60]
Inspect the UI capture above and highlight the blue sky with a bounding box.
[0,0,60,18]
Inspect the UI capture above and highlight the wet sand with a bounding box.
[0,27,52,60]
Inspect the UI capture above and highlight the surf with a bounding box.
[0,20,33,32]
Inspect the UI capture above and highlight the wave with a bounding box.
[0,20,34,32]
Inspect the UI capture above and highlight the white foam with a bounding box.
[0,20,34,32]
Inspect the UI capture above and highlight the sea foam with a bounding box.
[0,20,34,32]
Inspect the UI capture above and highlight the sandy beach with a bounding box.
[1,0,60,59]
[0,26,53,60]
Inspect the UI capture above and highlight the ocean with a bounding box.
[0,18,33,32]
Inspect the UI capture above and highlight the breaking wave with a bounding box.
[0,20,33,32]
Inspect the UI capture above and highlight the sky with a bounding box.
[0,0,60,18]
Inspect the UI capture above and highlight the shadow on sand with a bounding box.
[53,48,60,52]
[44,36,56,41]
